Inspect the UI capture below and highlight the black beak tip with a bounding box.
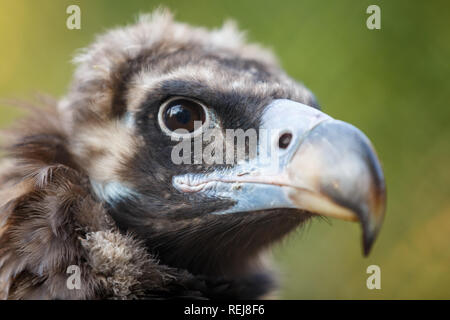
[361,221,381,257]
[362,233,374,257]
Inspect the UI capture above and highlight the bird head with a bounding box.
[60,10,386,277]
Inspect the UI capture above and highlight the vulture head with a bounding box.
[0,10,386,299]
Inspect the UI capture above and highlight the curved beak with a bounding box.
[173,99,386,256]
[284,119,386,255]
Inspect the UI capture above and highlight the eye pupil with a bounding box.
[162,99,206,133]
[172,106,191,124]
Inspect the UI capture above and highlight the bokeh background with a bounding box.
[0,0,449,299]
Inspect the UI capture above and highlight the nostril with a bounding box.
[278,132,293,149]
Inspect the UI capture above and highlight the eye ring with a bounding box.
[157,96,210,139]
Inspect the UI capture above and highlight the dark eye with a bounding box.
[159,98,206,133]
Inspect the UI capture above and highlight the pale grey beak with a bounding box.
[284,119,386,255]
[173,99,386,255]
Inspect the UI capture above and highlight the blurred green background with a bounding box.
[1,0,449,299]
